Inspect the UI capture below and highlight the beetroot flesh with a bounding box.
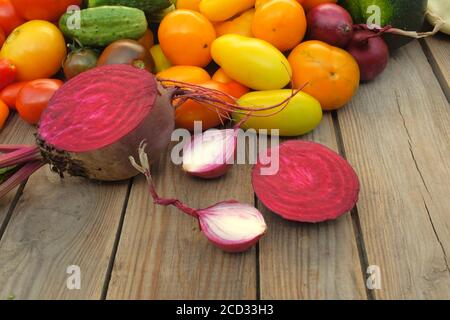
[252,140,360,223]
[38,64,175,181]
[307,3,354,48]
[346,30,390,82]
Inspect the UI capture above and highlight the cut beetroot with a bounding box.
[37,64,175,181]
[252,140,360,223]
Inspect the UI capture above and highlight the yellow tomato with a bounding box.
[150,45,172,73]
[0,20,66,81]
[211,34,292,90]
[199,0,255,22]
[176,0,201,11]
[215,9,255,37]
[234,90,323,136]
[156,66,211,84]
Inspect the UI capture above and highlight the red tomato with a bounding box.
[0,0,25,35]
[16,79,63,124]
[176,81,233,131]
[0,80,28,109]
[11,0,82,21]
[212,68,250,98]
[0,58,16,90]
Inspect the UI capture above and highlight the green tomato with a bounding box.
[211,34,292,90]
[234,90,323,136]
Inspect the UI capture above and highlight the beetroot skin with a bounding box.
[38,64,175,181]
[307,3,354,48]
[252,140,360,223]
[346,30,390,82]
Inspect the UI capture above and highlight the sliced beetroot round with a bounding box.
[38,64,175,181]
[252,140,360,223]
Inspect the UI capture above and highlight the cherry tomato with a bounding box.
[175,81,233,131]
[0,80,28,109]
[158,10,216,67]
[16,79,63,124]
[0,0,25,35]
[63,47,98,80]
[0,58,16,90]
[212,68,249,98]
[10,0,82,21]
[98,39,154,73]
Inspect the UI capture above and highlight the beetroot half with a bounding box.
[37,64,175,181]
[252,140,360,223]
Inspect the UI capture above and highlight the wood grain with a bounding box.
[422,34,450,101]
[258,115,368,300]
[0,117,130,300]
[337,41,450,299]
[0,116,35,228]
[106,143,257,299]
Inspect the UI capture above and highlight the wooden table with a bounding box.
[0,37,449,300]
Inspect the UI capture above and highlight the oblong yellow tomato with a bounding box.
[200,0,255,22]
[0,21,66,81]
[211,34,292,91]
[215,9,255,38]
[150,45,172,73]
[234,90,323,136]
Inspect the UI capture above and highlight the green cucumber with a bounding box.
[338,0,428,50]
[59,6,148,47]
[87,0,174,14]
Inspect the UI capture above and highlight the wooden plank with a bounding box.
[258,115,368,300]
[0,117,130,299]
[421,34,450,101]
[0,116,35,228]
[337,41,450,299]
[107,143,257,299]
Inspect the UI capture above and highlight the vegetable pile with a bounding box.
[0,0,446,252]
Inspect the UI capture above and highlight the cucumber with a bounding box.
[338,0,428,50]
[59,6,148,47]
[87,0,174,14]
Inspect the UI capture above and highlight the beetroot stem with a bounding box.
[129,142,199,218]
[0,161,44,199]
[0,146,42,169]
[0,145,34,153]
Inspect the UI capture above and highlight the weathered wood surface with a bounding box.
[0,117,130,300]
[337,41,450,299]
[0,37,449,300]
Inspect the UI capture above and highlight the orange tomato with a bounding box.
[158,10,216,67]
[0,80,28,109]
[16,79,63,124]
[156,66,211,84]
[176,81,233,131]
[0,98,9,129]
[288,40,360,110]
[138,29,155,51]
[176,0,201,11]
[215,9,255,38]
[212,68,249,98]
[297,0,337,11]
[252,0,307,52]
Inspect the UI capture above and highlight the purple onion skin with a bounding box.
[347,30,390,82]
[307,3,354,48]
